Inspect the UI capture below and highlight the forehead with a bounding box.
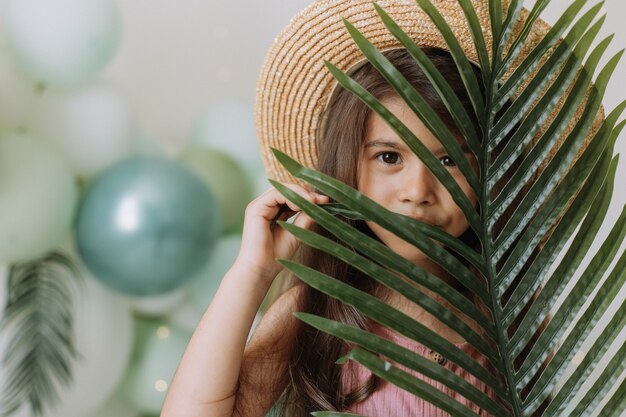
[364,99,471,152]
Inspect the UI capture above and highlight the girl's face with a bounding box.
[357,97,479,264]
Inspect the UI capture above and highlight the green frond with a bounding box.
[528,285,626,415]
[296,313,510,416]
[514,224,626,387]
[503,153,619,333]
[490,53,622,279]
[568,341,626,417]
[494,100,623,303]
[270,178,495,336]
[343,347,484,417]
[0,251,82,417]
[596,377,626,417]
[490,16,607,157]
[279,258,505,395]
[279,221,498,362]
[497,0,522,59]
[415,0,486,123]
[269,162,490,305]
[457,0,491,85]
[489,0,504,61]
[271,0,626,414]
[497,0,589,81]
[494,2,603,113]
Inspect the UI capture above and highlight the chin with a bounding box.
[384,237,440,263]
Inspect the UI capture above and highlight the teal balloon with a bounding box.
[180,148,253,232]
[118,318,190,414]
[75,156,221,296]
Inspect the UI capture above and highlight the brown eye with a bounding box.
[440,155,456,167]
[377,152,401,165]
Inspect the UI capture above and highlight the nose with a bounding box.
[397,158,437,205]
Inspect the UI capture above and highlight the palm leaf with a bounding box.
[0,251,82,417]
[271,0,626,415]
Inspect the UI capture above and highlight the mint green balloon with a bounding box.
[180,148,253,232]
[0,134,77,262]
[118,318,191,414]
[3,0,122,87]
[188,101,264,173]
[187,233,242,311]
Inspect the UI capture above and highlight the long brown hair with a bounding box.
[275,48,548,416]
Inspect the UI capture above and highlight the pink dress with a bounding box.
[340,324,495,417]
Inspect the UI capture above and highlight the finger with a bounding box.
[248,183,328,224]
[266,185,324,214]
[291,210,316,230]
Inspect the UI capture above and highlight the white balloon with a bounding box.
[0,247,134,417]
[0,56,40,131]
[43,277,134,417]
[188,101,264,174]
[3,0,122,87]
[0,134,77,263]
[30,81,138,178]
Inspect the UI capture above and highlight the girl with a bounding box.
[162,0,565,415]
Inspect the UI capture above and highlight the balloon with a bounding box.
[117,317,191,415]
[0,56,40,131]
[180,148,253,232]
[127,287,188,317]
[30,81,137,178]
[0,134,77,262]
[187,234,242,311]
[42,270,134,417]
[74,156,221,296]
[253,168,272,195]
[134,133,165,157]
[2,0,122,87]
[188,101,264,174]
[167,299,205,334]
[0,243,134,417]
[82,396,139,417]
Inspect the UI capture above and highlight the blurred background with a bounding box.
[0,1,624,416]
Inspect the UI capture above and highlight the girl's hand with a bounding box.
[234,183,329,283]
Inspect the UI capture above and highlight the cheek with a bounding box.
[445,201,473,238]
[450,173,479,212]
[357,170,385,202]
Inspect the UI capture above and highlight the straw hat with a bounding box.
[255,0,604,187]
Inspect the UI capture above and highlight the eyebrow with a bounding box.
[364,138,472,152]
[364,140,404,150]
